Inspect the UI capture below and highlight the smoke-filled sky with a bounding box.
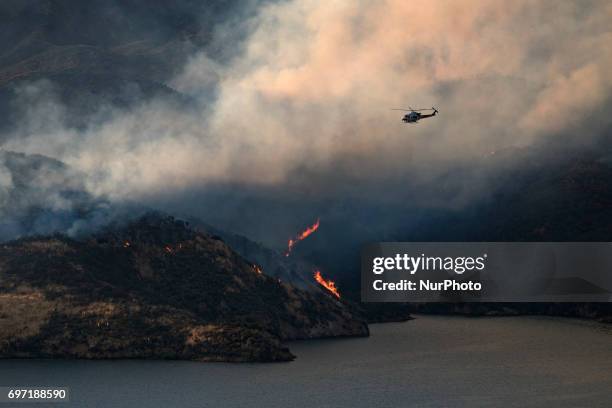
[1,0,612,243]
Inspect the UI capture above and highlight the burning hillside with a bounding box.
[0,214,368,362]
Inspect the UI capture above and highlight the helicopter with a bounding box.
[392,107,438,123]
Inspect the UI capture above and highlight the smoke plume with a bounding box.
[1,0,612,243]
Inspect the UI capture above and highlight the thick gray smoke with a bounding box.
[1,0,612,244]
[0,150,126,241]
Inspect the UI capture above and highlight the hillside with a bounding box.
[0,214,368,362]
[0,0,243,133]
[403,147,612,242]
[192,219,324,292]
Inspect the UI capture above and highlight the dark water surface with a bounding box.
[1,315,611,407]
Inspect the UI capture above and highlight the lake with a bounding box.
[1,315,611,407]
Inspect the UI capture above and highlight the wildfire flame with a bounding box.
[285,218,320,256]
[164,243,184,253]
[123,241,131,248]
[253,264,263,275]
[314,270,340,299]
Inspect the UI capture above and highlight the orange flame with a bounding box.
[253,264,263,275]
[285,218,320,256]
[123,241,131,248]
[314,270,340,299]
[164,245,173,253]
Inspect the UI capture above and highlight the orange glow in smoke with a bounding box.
[314,270,340,299]
[285,218,320,256]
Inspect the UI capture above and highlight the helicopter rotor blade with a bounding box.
[391,107,438,112]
